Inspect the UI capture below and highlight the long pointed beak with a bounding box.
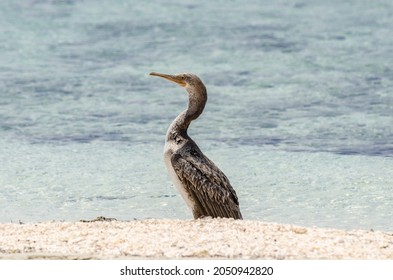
[150,72,186,87]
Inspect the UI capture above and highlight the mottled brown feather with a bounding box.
[171,144,242,219]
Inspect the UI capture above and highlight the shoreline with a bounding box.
[1,218,392,260]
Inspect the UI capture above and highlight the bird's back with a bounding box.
[168,138,242,219]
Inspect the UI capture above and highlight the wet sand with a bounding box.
[1,218,392,259]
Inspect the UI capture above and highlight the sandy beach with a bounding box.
[0,218,392,260]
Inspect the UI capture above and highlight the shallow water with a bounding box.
[1,0,392,230]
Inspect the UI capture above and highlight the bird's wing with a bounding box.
[171,148,242,219]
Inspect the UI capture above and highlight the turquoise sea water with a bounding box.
[0,0,392,231]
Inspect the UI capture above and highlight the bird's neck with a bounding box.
[168,85,207,136]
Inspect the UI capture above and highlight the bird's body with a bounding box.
[150,72,242,219]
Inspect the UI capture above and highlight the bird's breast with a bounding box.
[164,139,195,210]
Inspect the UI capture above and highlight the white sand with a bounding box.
[1,218,392,259]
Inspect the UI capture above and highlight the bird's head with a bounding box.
[149,72,204,90]
[150,71,207,123]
